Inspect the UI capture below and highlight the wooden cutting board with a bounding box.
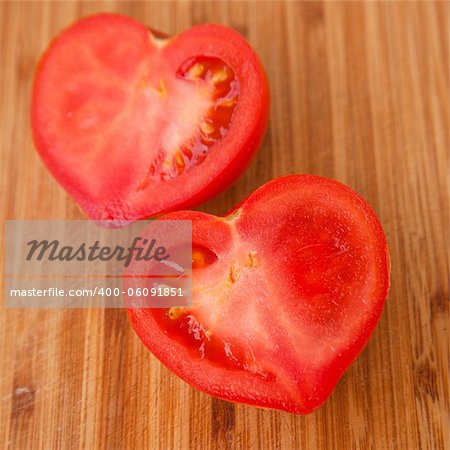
[0,2,448,449]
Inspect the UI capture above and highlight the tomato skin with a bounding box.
[31,14,269,223]
[127,175,390,414]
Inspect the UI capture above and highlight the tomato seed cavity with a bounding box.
[192,243,218,269]
[154,308,274,381]
[146,57,239,183]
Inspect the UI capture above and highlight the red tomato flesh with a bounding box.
[127,175,390,414]
[31,14,269,222]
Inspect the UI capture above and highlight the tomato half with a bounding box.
[126,175,390,414]
[31,14,269,223]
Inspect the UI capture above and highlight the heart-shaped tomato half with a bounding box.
[126,175,390,414]
[31,14,269,223]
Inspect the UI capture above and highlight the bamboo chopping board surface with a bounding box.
[0,1,448,449]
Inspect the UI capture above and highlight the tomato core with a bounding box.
[156,239,272,379]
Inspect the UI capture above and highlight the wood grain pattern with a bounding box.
[0,1,448,449]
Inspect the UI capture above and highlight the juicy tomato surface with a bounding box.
[126,175,390,414]
[31,14,269,223]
